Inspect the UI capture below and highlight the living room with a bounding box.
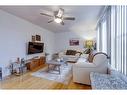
[0,4,127,91]
[0,5,100,82]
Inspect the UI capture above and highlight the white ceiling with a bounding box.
[0,6,104,33]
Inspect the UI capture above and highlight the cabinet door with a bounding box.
[39,57,46,66]
[33,60,39,67]
[26,62,31,70]
[29,61,35,70]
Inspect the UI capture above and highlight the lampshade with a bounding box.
[85,40,93,48]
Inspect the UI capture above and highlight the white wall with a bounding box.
[0,10,55,77]
[0,9,97,77]
[55,31,96,52]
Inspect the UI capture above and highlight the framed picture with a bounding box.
[32,35,35,42]
[36,35,41,41]
[69,39,79,46]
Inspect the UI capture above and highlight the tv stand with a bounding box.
[26,56,46,71]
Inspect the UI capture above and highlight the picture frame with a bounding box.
[69,39,79,46]
[32,35,35,42]
[36,35,41,41]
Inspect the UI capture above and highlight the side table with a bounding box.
[10,61,27,76]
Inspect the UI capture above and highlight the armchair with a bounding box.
[73,52,109,85]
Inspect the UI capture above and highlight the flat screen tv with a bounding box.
[28,42,44,54]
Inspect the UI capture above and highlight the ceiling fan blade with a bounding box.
[48,20,54,23]
[61,21,64,25]
[63,17,75,20]
[57,8,64,17]
[40,13,53,17]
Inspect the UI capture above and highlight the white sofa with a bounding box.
[58,50,81,63]
[73,52,109,85]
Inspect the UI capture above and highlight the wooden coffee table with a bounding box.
[46,60,66,74]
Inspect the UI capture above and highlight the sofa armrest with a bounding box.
[58,52,65,58]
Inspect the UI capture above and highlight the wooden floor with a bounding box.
[0,66,91,89]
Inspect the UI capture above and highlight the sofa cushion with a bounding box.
[77,57,87,63]
[66,50,76,55]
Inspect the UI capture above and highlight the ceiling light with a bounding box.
[54,18,62,23]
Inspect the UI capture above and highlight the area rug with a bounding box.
[31,63,73,85]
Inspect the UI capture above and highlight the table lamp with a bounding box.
[85,40,93,49]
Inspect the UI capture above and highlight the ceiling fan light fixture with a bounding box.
[40,8,75,25]
[54,18,62,23]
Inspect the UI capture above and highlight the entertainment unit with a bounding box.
[26,56,46,71]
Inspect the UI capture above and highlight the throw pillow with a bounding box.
[87,51,96,63]
[66,50,76,55]
[87,53,94,62]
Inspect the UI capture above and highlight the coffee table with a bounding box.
[46,60,67,74]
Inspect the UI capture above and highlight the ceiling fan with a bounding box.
[40,8,75,25]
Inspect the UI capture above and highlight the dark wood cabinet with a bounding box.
[26,56,46,71]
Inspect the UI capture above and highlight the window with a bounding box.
[101,19,107,53]
[110,6,127,75]
[96,7,109,53]
[111,6,116,69]
[97,26,100,51]
[97,6,127,75]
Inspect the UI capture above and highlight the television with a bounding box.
[28,42,44,54]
